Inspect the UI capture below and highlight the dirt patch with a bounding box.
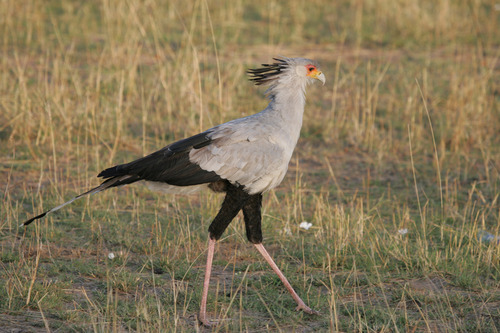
[0,312,50,333]
[407,276,450,294]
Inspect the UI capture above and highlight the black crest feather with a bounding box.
[247,58,288,86]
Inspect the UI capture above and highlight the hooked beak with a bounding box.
[316,71,326,85]
[308,69,326,85]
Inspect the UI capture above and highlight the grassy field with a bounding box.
[1,0,499,331]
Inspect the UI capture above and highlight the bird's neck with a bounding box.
[267,80,307,144]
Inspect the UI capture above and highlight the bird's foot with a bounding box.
[295,303,320,315]
[197,313,218,328]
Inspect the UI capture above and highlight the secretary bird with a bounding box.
[21,56,326,326]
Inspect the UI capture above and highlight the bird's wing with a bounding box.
[190,123,289,194]
[98,131,222,187]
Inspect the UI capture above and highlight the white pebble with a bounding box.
[398,229,408,235]
[299,222,313,230]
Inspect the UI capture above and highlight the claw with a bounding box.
[198,312,219,328]
[295,304,320,315]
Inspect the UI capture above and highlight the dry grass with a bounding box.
[1,0,499,331]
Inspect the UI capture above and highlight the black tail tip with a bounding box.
[19,212,48,228]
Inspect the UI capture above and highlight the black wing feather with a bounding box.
[98,131,221,187]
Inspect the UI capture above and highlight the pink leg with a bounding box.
[254,243,319,314]
[198,237,217,327]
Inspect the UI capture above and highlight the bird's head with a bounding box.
[247,57,326,87]
[297,60,326,85]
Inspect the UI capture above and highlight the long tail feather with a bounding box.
[20,175,137,227]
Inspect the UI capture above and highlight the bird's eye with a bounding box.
[308,66,315,72]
